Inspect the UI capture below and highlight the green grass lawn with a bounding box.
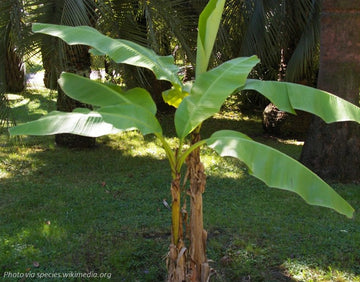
[1,89,360,281]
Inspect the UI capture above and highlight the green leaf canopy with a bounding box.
[9,73,163,137]
[206,130,354,218]
[8,109,121,137]
[196,0,226,75]
[98,104,162,136]
[175,56,259,139]
[242,79,360,122]
[32,23,181,86]
[58,72,157,114]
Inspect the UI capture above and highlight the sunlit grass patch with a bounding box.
[0,141,48,180]
[283,259,360,282]
[202,152,247,179]
[99,131,170,160]
[6,88,56,125]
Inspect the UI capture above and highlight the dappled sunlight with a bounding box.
[0,143,48,180]
[2,229,41,259]
[282,258,358,281]
[6,89,56,125]
[1,128,360,280]
[101,132,166,159]
[202,152,246,179]
[274,137,304,146]
[40,221,67,242]
[254,135,304,159]
[99,131,248,180]
[213,111,261,122]
[201,113,263,139]
[12,98,49,116]
[0,224,68,278]
[0,168,9,179]
[100,131,179,160]
[26,70,46,89]
[1,222,67,262]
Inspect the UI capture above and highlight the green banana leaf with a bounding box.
[9,109,121,137]
[242,79,360,122]
[9,104,162,137]
[10,73,163,137]
[206,130,354,218]
[98,104,162,136]
[196,0,226,75]
[175,56,259,139]
[58,72,157,114]
[32,23,181,86]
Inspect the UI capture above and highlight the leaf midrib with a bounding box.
[180,57,254,137]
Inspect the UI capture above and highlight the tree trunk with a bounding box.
[42,41,58,90]
[186,129,209,281]
[167,129,209,282]
[300,0,360,181]
[55,44,96,148]
[167,173,186,281]
[5,43,25,93]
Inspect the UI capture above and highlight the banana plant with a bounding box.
[9,0,360,281]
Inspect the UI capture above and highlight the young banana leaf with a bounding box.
[175,56,259,139]
[196,0,226,75]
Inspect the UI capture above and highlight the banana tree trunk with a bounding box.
[167,129,209,282]
[167,173,186,281]
[186,130,209,281]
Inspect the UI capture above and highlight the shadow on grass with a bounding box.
[1,117,359,281]
[0,138,171,281]
[8,89,56,124]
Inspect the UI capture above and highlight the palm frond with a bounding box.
[285,0,320,82]
[0,93,15,129]
[97,0,148,46]
[146,0,200,63]
[239,0,320,82]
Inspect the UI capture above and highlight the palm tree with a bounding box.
[96,0,201,112]
[0,0,26,93]
[0,0,28,129]
[300,0,360,181]
[24,0,101,147]
[226,0,320,83]
[232,0,320,135]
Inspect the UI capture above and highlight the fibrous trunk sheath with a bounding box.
[167,173,186,281]
[167,129,209,281]
[186,130,209,281]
